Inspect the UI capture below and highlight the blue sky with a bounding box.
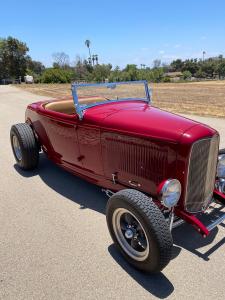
[1,0,225,68]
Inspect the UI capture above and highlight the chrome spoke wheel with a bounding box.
[112,208,149,261]
[12,135,22,161]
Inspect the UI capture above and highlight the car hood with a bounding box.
[85,101,200,142]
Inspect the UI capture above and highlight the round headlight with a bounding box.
[158,179,181,208]
[217,154,225,178]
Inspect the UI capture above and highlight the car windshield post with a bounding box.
[71,80,151,120]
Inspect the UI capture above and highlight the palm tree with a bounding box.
[85,39,92,64]
[92,55,95,66]
[95,54,98,64]
[203,51,206,62]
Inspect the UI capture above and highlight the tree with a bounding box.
[152,59,161,69]
[217,61,225,79]
[201,60,215,78]
[150,68,164,82]
[26,58,45,75]
[108,66,121,82]
[95,54,98,65]
[85,39,92,65]
[202,51,206,62]
[92,64,112,82]
[25,58,45,82]
[123,64,138,81]
[74,55,90,80]
[91,54,99,65]
[182,59,199,75]
[83,59,93,73]
[52,52,70,69]
[195,69,206,79]
[170,59,183,71]
[161,62,170,73]
[0,36,29,79]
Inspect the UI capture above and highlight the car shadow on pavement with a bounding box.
[14,153,108,214]
[108,244,174,298]
[173,220,225,261]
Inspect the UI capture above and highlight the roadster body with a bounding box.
[11,81,225,273]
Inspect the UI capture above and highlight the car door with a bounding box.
[76,124,104,176]
[41,112,82,168]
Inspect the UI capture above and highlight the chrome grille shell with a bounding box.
[185,135,219,213]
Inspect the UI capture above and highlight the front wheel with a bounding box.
[106,189,173,273]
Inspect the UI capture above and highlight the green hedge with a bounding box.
[41,68,73,83]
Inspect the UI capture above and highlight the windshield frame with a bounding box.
[71,80,151,120]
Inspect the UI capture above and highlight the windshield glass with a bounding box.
[72,81,149,110]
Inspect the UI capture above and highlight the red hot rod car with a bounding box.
[10,81,225,273]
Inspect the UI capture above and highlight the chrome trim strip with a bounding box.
[172,219,185,229]
[72,80,149,88]
[207,213,225,231]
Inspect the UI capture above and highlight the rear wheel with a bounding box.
[10,123,39,170]
[106,189,173,273]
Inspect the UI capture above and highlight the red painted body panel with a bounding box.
[82,101,201,141]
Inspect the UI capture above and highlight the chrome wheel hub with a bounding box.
[124,228,134,239]
[112,208,149,261]
[12,135,22,161]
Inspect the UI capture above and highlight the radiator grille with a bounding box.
[185,135,219,213]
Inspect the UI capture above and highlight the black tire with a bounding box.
[10,123,39,170]
[219,148,225,155]
[106,189,173,273]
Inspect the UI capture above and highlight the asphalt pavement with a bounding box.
[0,85,225,299]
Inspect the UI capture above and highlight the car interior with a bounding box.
[44,100,76,114]
[44,97,106,115]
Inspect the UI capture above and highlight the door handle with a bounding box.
[77,155,85,161]
[128,180,141,187]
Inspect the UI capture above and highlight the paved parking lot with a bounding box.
[0,85,224,299]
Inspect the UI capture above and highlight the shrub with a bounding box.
[195,69,206,78]
[182,70,192,80]
[149,68,164,83]
[41,68,73,83]
[162,76,171,82]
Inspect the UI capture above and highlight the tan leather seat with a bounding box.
[44,97,106,114]
[45,100,75,114]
